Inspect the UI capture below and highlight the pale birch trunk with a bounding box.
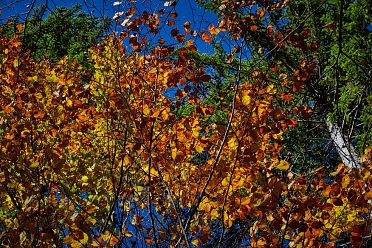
[327,121,360,168]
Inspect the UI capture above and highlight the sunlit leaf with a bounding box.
[276,160,290,170]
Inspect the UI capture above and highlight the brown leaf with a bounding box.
[166,20,175,26]
[200,74,211,82]
[169,12,178,18]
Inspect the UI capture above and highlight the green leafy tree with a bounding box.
[22,4,111,62]
[282,0,371,169]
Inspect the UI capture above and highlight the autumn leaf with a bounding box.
[250,25,258,31]
[186,39,194,47]
[195,143,203,153]
[109,235,119,245]
[144,237,153,245]
[275,160,290,170]
[201,31,213,42]
[166,20,175,26]
[192,239,200,246]
[242,95,251,106]
[172,147,177,160]
[0,4,370,247]
[228,137,238,150]
[143,104,151,116]
[365,191,372,200]
[81,233,89,245]
[208,24,220,35]
[82,176,88,183]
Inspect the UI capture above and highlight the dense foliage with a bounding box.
[0,0,371,247]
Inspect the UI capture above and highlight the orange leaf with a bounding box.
[144,237,153,245]
[208,24,220,35]
[267,24,274,35]
[257,8,265,18]
[109,235,119,245]
[250,25,258,31]
[4,132,15,140]
[280,92,291,102]
[365,191,372,200]
[184,21,191,34]
[186,39,194,47]
[201,32,213,43]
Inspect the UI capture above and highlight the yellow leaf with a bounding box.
[4,132,15,140]
[46,73,58,82]
[149,68,157,74]
[222,177,229,187]
[13,59,19,68]
[133,185,143,193]
[228,137,238,150]
[258,105,267,118]
[30,161,39,168]
[242,95,251,106]
[201,202,211,212]
[86,216,96,225]
[172,148,177,160]
[186,39,194,47]
[192,239,200,246]
[241,197,250,206]
[27,75,38,81]
[276,160,290,170]
[266,84,275,93]
[124,156,131,165]
[195,143,203,153]
[257,238,267,246]
[143,104,150,116]
[66,99,73,107]
[342,175,350,188]
[211,209,219,218]
[192,128,199,138]
[82,176,88,183]
[152,109,161,118]
[64,235,76,245]
[81,233,89,245]
[125,231,133,237]
[161,109,169,120]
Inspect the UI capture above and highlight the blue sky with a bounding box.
[0,0,218,33]
[0,0,224,53]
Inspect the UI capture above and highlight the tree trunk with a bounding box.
[327,121,360,168]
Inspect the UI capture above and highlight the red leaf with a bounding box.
[200,74,211,82]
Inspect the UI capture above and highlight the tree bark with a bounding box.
[327,121,360,168]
